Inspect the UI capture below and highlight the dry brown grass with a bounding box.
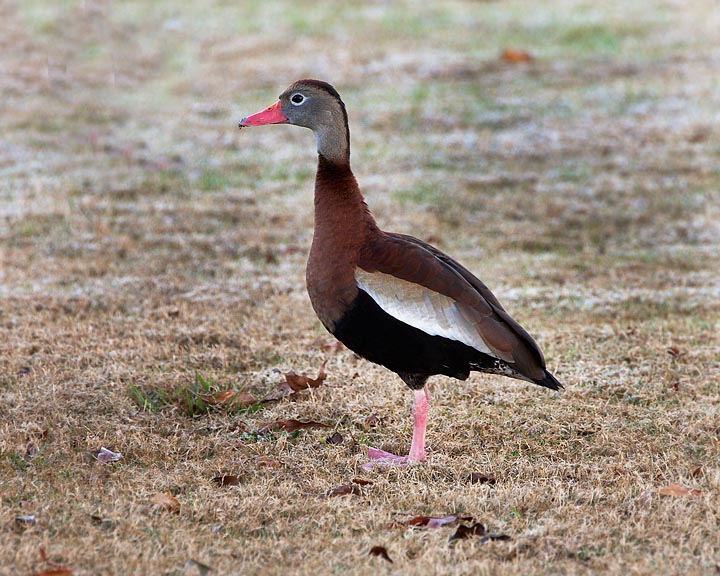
[1,1,719,574]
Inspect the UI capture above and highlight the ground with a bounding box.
[1,1,719,574]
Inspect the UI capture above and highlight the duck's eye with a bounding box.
[290,93,305,105]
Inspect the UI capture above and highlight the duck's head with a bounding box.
[239,79,350,163]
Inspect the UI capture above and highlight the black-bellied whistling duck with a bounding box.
[239,80,562,467]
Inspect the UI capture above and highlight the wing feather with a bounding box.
[355,268,494,356]
[357,232,547,379]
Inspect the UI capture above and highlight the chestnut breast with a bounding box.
[305,158,376,332]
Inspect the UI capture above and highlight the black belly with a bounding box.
[331,289,511,382]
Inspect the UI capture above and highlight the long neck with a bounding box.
[314,103,350,164]
[305,155,376,330]
[313,155,377,242]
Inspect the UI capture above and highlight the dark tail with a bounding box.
[534,370,563,391]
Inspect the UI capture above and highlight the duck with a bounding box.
[239,79,562,467]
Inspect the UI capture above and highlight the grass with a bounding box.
[1,0,719,574]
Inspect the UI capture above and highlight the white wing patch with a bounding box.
[355,268,494,356]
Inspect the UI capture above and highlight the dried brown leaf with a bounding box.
[368,546,393,563]
[326,483,362,497]
[284,360,327,392]
[469,472,497,485]
[151,492,181,513]
[352,478,374,486]
[211,390,236,403]
[407,514,457,528]
[212,474,241,487]
[450,523,511,543]
[501,48,534,63]
[31,570,72,576]
[658,483,702,497]
[326,431,343,445]
[666,346,682,358]
[203,389,256,409]
[226,390,256,408]
[691,466,703,478]
[363,413,382,430]
[255,456,283,468]
[259,419,330,434]
[259,361,329,404]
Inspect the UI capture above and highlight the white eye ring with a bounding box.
[290,93,305,105]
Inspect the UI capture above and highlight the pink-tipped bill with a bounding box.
[238,100,287,128]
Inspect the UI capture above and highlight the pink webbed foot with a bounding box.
[361,447,423,470]
[361,388,430,471]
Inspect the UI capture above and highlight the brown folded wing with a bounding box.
[357,232,547,381]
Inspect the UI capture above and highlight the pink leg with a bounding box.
[363,388,430,470]
[408,387,429,461]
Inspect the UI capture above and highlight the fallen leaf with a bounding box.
[260,361,329,403]
[197,389,256,411]
[363,413,383,430]
[352,478,374,486]
[89,447,122,464]
[212,390,236,403]
[368,546,393,563]
[407,514,457,528]
[449,522,511,543]
[468,472,496,485]
[326,484,363,497]
[691,466,703,478]
[666,346,682,358]
[284,360,327,392]
[210,389,256,408]
[259,419,329,434]
[151,492,181,513]
[255,456,283,468]
[501,48,534,63]
[326,432,343,445]
[212,474,241,487]
[658,483,702,497]
[31,570,72,576]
